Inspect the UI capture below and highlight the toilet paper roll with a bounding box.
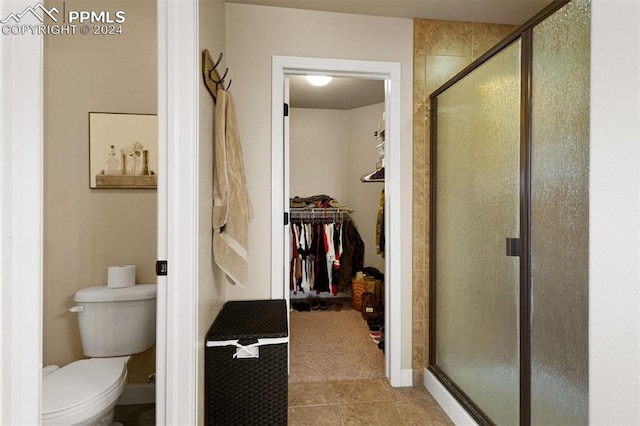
[107,264,136,288]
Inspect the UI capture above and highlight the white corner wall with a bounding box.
[590,1,640,423]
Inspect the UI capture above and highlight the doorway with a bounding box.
[39,0,159,418]
[0,0,199,423]
[286,75,386,383]
[271,56,410,387]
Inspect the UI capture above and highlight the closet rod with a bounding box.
[290,208,353,221]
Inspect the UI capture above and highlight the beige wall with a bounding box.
[346,103,386,273]
[197,0,226,423]
[43,0,157,384]
[290,108,350,203]
[224,4,413,318]
[412,19,517,377]
[290,103,386,276]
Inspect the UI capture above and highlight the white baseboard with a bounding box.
[117,383,156,405]
[424,368,478,426]
[400,368,414,387]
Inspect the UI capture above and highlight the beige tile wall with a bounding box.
[412,19,517,379]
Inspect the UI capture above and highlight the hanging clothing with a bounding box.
[288,211,363,295]
[331,223,342,296]
[290,224,297,292]
[324,223,335,292]
[376,190,385,257]
[336,220,365,293]
[314,223,330,293]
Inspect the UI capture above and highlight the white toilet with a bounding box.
[42,284,157,426]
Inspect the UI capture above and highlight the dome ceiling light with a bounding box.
[306,75,333,87]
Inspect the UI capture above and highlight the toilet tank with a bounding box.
[71,284,157,357]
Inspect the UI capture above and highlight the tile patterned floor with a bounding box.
[288,378,453,426]
[114,378,452,425]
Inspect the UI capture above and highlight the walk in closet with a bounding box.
[286,76,387,383]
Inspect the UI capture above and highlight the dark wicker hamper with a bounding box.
[205,299,288,425]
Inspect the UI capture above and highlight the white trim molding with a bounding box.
[271,55,411,387]
[157,0,199,423]
[424,369,478,426]
[0,0,44,423]
[400,369,415,387]
[118,384,156,406]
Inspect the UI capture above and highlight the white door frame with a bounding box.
[0,0,199,422]
[156,0,199,423]
[0,1,44,423]
[271,55,411,387]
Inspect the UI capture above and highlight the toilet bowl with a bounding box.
[42,357,129,425]
[42,283,157,426]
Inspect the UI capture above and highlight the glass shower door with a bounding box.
[530,0,590,423]
[433,39,521,425]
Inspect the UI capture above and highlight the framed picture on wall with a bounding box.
[89,112,158,189]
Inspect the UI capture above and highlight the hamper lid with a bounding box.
[206,299,288,341]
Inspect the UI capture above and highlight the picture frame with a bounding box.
[89,112,158,189]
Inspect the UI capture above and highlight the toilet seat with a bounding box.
[42,357,128,423]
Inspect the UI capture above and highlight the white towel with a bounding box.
[212,90,249,287]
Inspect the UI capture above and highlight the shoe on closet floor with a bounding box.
[292,302,311,312]
[328,300,344,311]
[308,296,320,310]
[367,314,383,324]
[367,317,384,331]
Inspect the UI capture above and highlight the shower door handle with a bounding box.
[506,237,521,257]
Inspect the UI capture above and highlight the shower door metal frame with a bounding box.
[428,1,571,425]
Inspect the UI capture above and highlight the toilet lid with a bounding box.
[42,357,127,416]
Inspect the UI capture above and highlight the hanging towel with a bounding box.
[212,89,250,287]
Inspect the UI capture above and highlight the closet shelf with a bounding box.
[360,167,384,183]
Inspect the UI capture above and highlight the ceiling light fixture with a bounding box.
[306,75,333,87]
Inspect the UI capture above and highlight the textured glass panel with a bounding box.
[435,40,521,425]
[531,0,590,424]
